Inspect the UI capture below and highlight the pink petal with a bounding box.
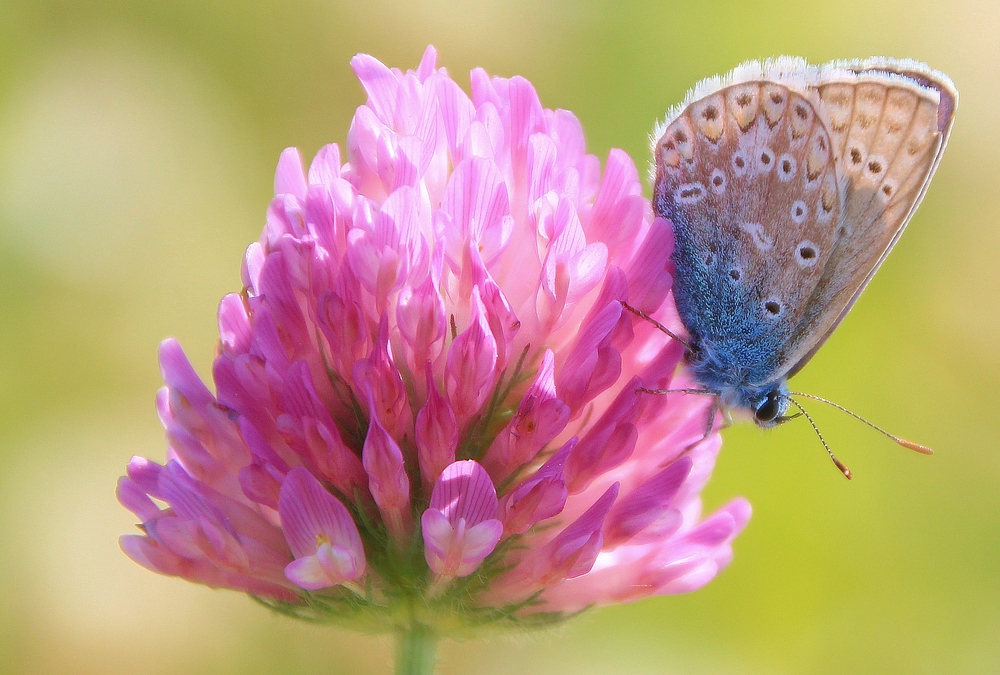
[397,275,447,372]
[277,467,364,575]
[483,350,569,481]
[308,143,342,186]
[352,315,412,440]
[626,217,675,315]
[498,440,572,535]
[445,288,498,422]
[604,456,692,547]
[274,147,308,201]
[415,364,459,489]
[362,412,412,542]
[462,519,503,562]
[351,53,399,125]
[429,460,498,527]
[564,381,643,493]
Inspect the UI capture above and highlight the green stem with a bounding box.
[395,622,438,675]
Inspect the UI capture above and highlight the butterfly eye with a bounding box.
[754,390,783,424]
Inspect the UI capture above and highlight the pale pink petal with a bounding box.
[308,143,342,186]
[351,53,399,125]
[285,554,334,590]
[274,147,308,201]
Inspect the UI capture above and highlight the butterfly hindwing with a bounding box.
[781,62,957,376]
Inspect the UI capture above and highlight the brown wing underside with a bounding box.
[782,69,957,377]
[654,62,956,385]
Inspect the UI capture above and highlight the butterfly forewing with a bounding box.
[654,79,842,386]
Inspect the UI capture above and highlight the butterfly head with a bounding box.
[751,384,791,428]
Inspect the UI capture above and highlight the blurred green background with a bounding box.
[0,1,996,673]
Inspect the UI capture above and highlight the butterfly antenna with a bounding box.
[784,396,853,480]
[637,387,715,396]
[789,391,933,455]
[620,301,692,349]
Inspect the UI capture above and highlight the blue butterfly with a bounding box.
[639,58,957,475]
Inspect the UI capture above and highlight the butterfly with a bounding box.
[636,57,957,475]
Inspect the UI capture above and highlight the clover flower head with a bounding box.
[118,45,750,637]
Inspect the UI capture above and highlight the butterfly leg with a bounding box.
[620,301,691,349]
[703,396,723,439]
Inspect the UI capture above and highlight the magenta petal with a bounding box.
[483,350,569,481]
[362,412,412,542]
[605,456,693,547]
[117,476,161,523]
[421,508,502,578]
[445,288,498,422]
[498,440,572,535]
[423,461,501,578]
[277,467,364,579]
[555,298,627,414]
[547,483,619,577]
[158,339,214,409]
[415,363,459,489]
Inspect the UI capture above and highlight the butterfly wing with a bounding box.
[653,64,844,389]
[781,60,958,376]
[652,58,957,390]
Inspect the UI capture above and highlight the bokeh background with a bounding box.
[0,1,997,673]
